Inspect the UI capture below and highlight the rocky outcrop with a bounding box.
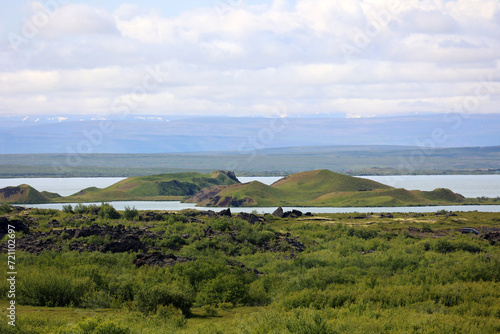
[0,224,157,255]
[235,212,263,224]
[219,208,232,217]
[101,235,146,253]
[134,252,194,267]
[0,185,53,204]
[48,219,60,227]
[185,185,257,207]
[272,207,303,218]
[272,207,284,218]
[482,230,500,245]
[226,259,264,276]
[0,217,30,239]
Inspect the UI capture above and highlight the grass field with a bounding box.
[0,204,499,333]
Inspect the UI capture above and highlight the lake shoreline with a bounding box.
[23,201,500,214]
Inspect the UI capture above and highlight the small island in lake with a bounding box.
[0,169,496,207]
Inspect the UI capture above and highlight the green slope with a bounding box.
[63,171,240,202]
[412,188,466,204]
[186,169,469,207]
[0,184,56,204]
[271,170,392,193]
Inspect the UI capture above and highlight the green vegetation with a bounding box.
[187,170,488,207]
[0,184,58,204]
[0,171,240,204]
[64,171,239,203]
[1,206,500,333]
[2,169,498,207]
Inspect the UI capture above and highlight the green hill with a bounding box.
[186,169,468,207]
[271,170,392,193]
[63,171,240,202]
[187,181,284,207]
[0,184,58,204]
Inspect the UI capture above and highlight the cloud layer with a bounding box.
[1,0,499,117]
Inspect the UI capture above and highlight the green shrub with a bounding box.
[432,239,455,253]
[284,308,332,334]
[18,270,91,307]
[208,218,232,232]
[239,308,335,334]
[108,276,137,302]
[203,304,219,317]
[197,272,251,306]
[123,206,139,220]
[218,302,234,310]
[77,316,130,334]
[169,260,228,289]
[99,203,120,219]
[62,204,74,214]
[0,203,13,214]
[81,290,115,309]
[155,304,183,320]
[134,282,194,315]
[282,288,354,310]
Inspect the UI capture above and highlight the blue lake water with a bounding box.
[2,175,500,213]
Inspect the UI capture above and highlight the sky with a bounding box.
[0,0,499,118]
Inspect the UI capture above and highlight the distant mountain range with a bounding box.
[1,114,499,154]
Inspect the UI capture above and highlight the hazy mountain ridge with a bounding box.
[1,114,499,154]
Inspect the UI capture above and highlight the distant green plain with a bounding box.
[1,145,499,177]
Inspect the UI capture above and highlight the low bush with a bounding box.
[18,270,91,307]
[99,203,121,219]
[0,203,13,214]
[196,271,253,306]
[76,316,131,334]
[123,206,139,220]
[134,282,194,315]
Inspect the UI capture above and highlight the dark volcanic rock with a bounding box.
[101,235,146,253]
[48,219,60,227]
[223,171,239,182]
[1,223,161,255]
[219,208,232,217]
[0,217,30,236]
[226,259,264,276]
[272,207,284,218]
[482,231,500,245]
[204,210,218,218]
[134,252,194,267]
[283,209,302,218]
[203,226,218,237]
[236,212,262,224]
[273,207,303,219]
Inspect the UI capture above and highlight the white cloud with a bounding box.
[0,0,499,117]
[36,2,119,38]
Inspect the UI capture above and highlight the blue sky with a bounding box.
[0,0,499,118]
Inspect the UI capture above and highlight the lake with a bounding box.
[2,175,500,213]
[362,175,500,198]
